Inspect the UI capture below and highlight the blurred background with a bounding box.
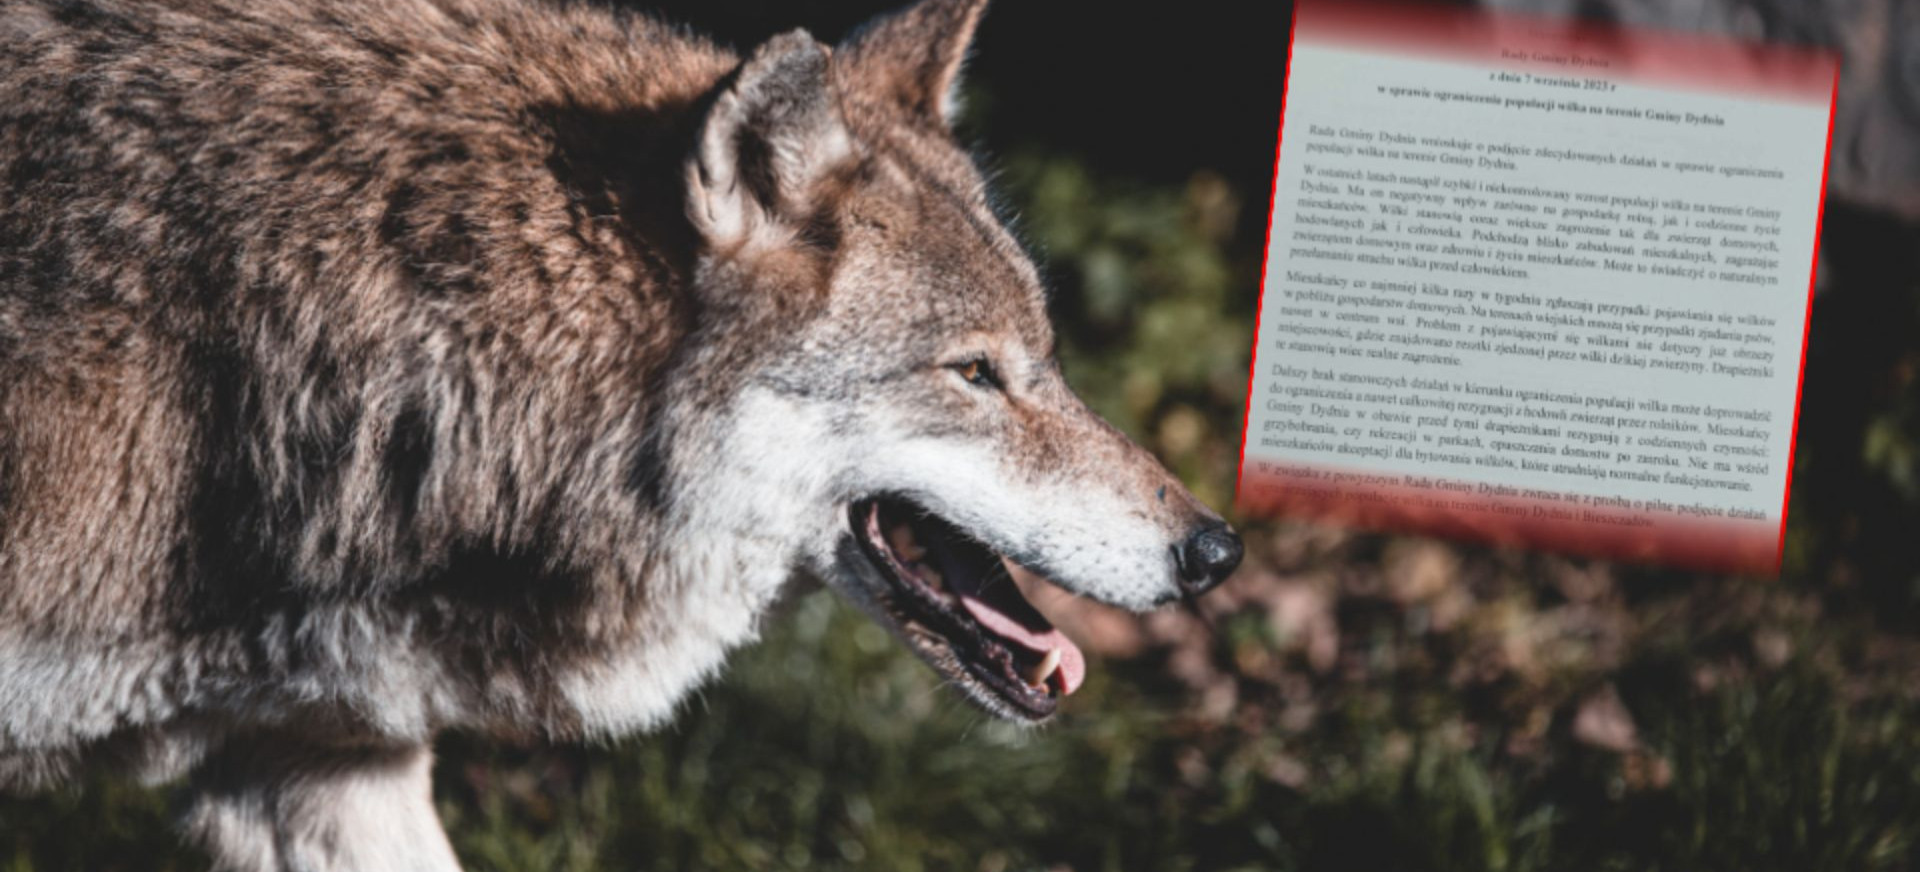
[6,0,1920,869]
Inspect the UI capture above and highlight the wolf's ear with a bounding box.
[689,30,854,249]
[837,0,989,128]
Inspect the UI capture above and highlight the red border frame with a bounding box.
[1233,0,1842,575]
[1774,69,1843,571]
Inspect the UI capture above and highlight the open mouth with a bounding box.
[848,497,1086,720]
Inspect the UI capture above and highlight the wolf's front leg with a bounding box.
[183,733,464,872]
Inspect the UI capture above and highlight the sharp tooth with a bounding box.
[1025,648,1063,689]
[887,523,927,562]
[919,563,944,589]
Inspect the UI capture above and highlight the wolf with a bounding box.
[0,0,1243,866]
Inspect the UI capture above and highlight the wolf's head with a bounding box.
[670,0,1242,722]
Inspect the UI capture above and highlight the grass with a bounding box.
[11,582,1915,872]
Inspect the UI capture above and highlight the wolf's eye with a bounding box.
[951,358,1002,390]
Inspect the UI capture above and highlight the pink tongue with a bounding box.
[958,593,1087,696]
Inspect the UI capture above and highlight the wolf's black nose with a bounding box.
[1175,523,1243,596]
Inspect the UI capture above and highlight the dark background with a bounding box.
[6,0,1920,869]
[649,0,1291,187]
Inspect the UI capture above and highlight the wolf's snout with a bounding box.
[1174,522,1243,596]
